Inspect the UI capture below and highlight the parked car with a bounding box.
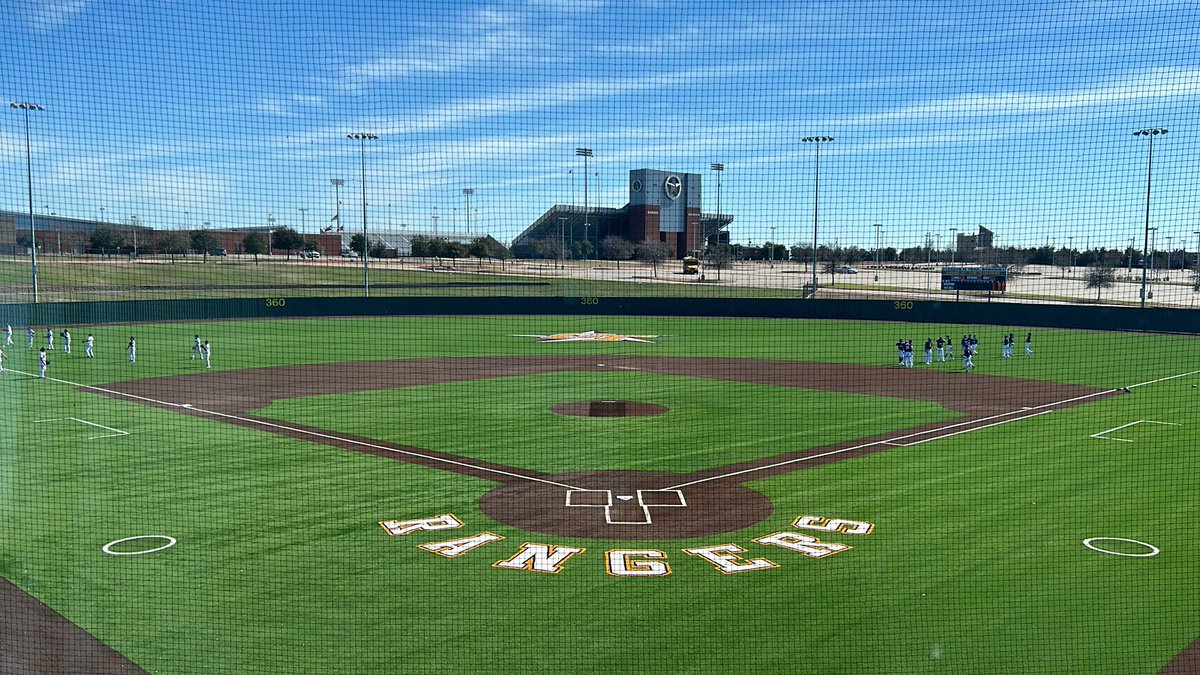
[300,249,321,259]
[210,248,228,257]
[838,265,858,274]
[340,249,359,258]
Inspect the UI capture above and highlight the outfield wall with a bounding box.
[2,297,1199,335]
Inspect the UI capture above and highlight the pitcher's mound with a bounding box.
[550,400,668,417]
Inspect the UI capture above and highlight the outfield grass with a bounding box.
[1,316,1196,673]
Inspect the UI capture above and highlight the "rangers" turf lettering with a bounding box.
[379,514,463,537]
[419,532,505,557]
[752,532,852,558]
[387,514,874,576]
[494,543,587,574]
[682,544,778,574]
[792,515,875,536]
[605,549,671,577]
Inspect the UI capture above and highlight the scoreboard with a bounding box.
[941,266,1006,292]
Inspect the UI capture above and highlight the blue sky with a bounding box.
[2,0,1198,250]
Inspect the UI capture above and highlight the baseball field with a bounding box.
[1,315,1196,673]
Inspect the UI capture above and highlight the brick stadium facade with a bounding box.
[0,211,342,257]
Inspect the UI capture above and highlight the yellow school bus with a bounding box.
[682,256,701,274]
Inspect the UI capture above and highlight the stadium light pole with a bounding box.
[802,136,833,296]
[576,148,592,260]
[463,188,474,236]
[11,102,44,303]
[330,178,345,250]
[873,223,882,282]
[710,163,724,253]
[349,133,378,297]
[1149,226,1158,300]
[769,225,777,268]
[1134,128,1167,308]
[1165,235,1173,279]
[267,213,275,255]
[558,216,566,269]
[925,232,933,296]
[1194,229,1200,275]
[949,227,957,266]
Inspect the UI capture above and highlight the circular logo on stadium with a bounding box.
[663,175,682,200]
[631,179,642,192]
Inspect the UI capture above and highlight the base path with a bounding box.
[96,355,1117,540]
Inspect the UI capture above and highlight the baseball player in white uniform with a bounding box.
[202,340,211,369]
[85,334,95,358]
[128,337,137,363]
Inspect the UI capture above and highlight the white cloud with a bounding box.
[29,0,92,30]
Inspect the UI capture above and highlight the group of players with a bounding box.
[896,332,1032,372]
[0,323,214,379]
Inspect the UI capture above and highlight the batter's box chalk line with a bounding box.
[565,489,687,525]
[33,417,130,440]
[1090,419,1181,443]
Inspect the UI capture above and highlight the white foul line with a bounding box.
[1125,369,1200,389]
[13,369,583,492]
[664,388,1118,491]
[15,364,1194,495]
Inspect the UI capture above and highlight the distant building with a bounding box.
[0,210,341,256]
[511,169,733,259]
[956,226,994,257]
[363,230,486,257]
[0,210,121,255]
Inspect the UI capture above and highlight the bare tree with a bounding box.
[599,236,634,269]
[706,245,733,281]
[1084,263,1117,302]
[156,232,188,264]
[823,259,840,284]
[635,241,674,278]
[537,237,562,267]
[242,232,266,264]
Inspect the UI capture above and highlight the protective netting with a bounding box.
[1,3,1196,673]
